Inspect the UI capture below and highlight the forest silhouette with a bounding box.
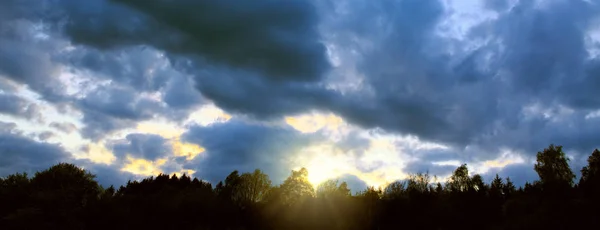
[1,144,599,230]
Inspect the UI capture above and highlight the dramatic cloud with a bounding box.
[59,0,329,81]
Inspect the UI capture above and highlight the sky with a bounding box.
[1,0,600,192]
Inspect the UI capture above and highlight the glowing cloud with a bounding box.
[136,121,184,139]
[136,120,204,160]
[121,156,167,176]
[285,112,344,134]
[172,138,205,160]
[471,150,526,175]
[186,104,232,126]
[80,142,116,165]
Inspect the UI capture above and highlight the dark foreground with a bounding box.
[1,144,599,230]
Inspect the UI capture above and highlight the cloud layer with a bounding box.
[0,0,599,189]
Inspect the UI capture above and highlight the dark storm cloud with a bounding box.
[179,65,337,119]
[323,0,600,160]
[59,0,329,82]
[46,0,334,120]
[109,133,171,161]
[182,119,323,184]
[162,73,203,110]
[0,129,71,176]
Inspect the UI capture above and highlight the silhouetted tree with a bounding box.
[316,179,351,198]
[383,180,406,200]
[470,174,487,194]
[280,167,314,205]
[0,172,30,218]
[2,146,599,230]
[407,172,431,194]
[448,164,471,192]
[580,149,600,197]
[534,144,575,191]
[238,169,272,203]
[490,174,503,197]
[31,163,101,209]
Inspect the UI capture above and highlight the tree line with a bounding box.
[1,144,599,229]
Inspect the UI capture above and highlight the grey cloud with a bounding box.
[0,77,17,93]
[0,94,27,116]
[410,148,461,164]
[59,47,205,138]
[61,46,171,92]
[109,133,171,161]
[0,4,69,102]
[0,129,71,176]
[0,94,43,122]
[0,121,18,133]
[484,0,509,11]
[182,119,324,184]
[325,0,600,161]
[0,1,201,141]
[50,121,78,134]
[78,85,160,120]
[403,161,457,178]
[76,84,165,140]
[78,109,135,141]
[334,130,371,153]
[37,131,55,141]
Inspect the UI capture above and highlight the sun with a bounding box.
[307,163,335,187]
[297,144,354,187]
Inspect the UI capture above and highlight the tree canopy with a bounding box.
[1,144,599,229]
